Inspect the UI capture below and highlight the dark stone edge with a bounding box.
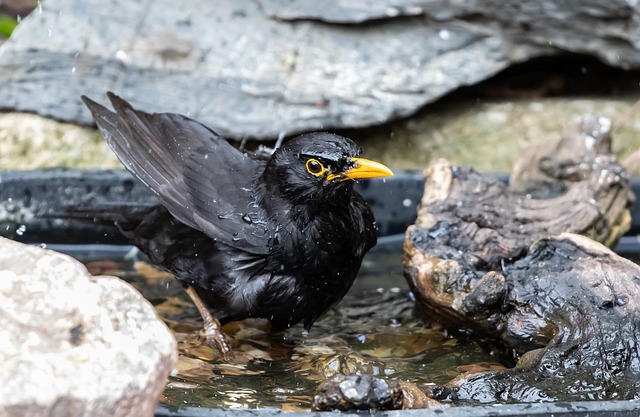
[156,398,640,417]
[3,168,640,251]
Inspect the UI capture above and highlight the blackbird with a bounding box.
[81,92,393,356]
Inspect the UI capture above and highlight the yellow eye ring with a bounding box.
[305,158,326,176]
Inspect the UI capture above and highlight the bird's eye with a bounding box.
[305,158,326,176]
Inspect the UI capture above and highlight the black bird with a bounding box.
[81,93,393,356]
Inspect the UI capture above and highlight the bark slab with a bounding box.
[404,114,638,403]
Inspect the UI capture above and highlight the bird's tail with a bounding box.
[45,203,154,229]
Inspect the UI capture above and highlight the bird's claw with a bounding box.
[202,323,233,361]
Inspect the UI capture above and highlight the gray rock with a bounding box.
[0,0,639,139]
[259,0,440,23]
[0,237,177,417]
[313,374,397,411]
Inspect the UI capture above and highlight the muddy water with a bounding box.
[84,246,504,410]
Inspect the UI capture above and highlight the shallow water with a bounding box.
[83,246,504,411]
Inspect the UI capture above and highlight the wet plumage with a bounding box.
[81,93,392,345]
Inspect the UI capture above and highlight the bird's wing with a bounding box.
[81,92,270,254]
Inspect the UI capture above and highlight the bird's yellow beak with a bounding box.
[342,157,393,180]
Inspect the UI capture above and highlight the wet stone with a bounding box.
[312,374,398,411]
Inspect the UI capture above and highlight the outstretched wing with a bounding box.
[82,92,270,254]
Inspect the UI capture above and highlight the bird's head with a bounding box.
[261,133,393,206]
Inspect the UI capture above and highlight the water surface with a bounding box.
[83,245,504,410]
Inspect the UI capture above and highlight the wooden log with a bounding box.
[404,114,638,403]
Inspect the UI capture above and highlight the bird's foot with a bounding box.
[201,318,233,361]
[185,286,234,361]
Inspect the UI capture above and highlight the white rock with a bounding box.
[0,237,177,417]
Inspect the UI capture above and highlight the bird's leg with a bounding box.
[185,286,232,359]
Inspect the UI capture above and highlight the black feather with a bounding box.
[81,93,380,332]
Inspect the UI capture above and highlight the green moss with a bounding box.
[0,113,122,170]
[2,97,639,172]
[356,97,640,173]
[0,15,18,39]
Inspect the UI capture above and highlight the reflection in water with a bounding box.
[85,248,504,410]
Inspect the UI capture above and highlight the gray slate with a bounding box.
[0,0,639,139]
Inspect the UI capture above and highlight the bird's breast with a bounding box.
[272,211,364,273]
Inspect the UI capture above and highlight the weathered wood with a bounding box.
[404,115,638,403]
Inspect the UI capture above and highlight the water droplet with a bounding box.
[115,49,129,63]
[16,225,26,236]
[241,214,252,224]
[71,66,76,73]
[402,198,412,207]
[39,243,47,249]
